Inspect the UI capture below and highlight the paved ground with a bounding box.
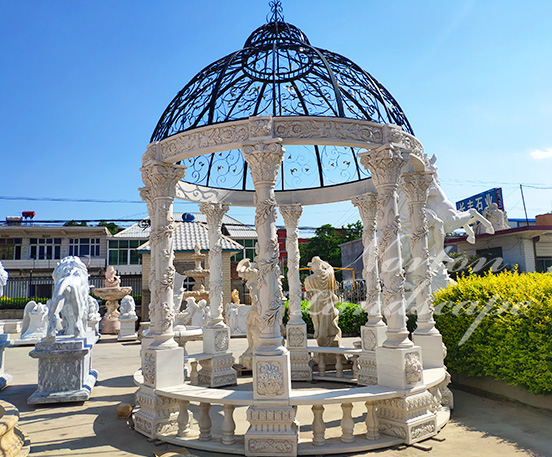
[1,335,551,457]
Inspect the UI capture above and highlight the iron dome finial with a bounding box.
[267,0,284,23]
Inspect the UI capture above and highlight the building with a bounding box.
[446,213,552,272]
[277,228,309,268]
[137,220,244,320]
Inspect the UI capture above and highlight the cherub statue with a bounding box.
[104,265,120,288]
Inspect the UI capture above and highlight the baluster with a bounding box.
[190,361,199,385]
[353,354,359,377]
[198,402,212,441]
[365,401,379,440]
[177,400,191,436]
[341,402,355,442]
[336,354,344,378]
[318,354,326,377]
[222,404,236,445]
[312,404,325,445]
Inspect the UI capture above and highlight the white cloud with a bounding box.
[530,148,552,160]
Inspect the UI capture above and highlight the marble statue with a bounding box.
[304,256,342,349]
[46,256,90,341]
[478,202,510,233]
[237,258,261,364]
[231,289,240,305]
[173,271,187,313]
[182,297,209,328]
[226,302,239,333]
[87,296,101,322]
[18,301,48,342]
[120,295,137,319]
[104,265,121,288]
[0,261,7,298]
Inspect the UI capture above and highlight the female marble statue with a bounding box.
[304,256,342,349]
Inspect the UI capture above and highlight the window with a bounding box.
[69,238,100,257]
[231,238,257,262]
[108,239,142,265]
[536,258,552,273]
[0,238,22,260]
[29,238,61,260]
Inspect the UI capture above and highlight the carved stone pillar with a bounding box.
[243,120,296,457]
[360,147,423,390]
[198,202,237,387]
[402,171,444,369]
[134,159,186,439]
[280,204,311,381]
[352,192,386,385]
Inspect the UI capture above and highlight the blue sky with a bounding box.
[1,1,551,232]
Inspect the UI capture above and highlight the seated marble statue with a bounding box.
[20,300,49,341]
[304,256,342,350]
[104,265,121,288]
[119,295,137,319]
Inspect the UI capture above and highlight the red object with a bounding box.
[22,211,35,219]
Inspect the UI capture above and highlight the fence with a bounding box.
[1,275,142,308]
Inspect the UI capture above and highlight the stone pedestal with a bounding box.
[0,400,31,457]
[117,317,138,342]
[357,324,387,386]
[133,346,184,439]
[200,327,236,387]
[286,323,312,381]
[413,333,444,369]
[0,334,12,390]
[245,352,298,456]
[377,390,437,444]
[95,286,132,335]
[28,336,98,404]
[376,346,424,390]
[87,317,100,337]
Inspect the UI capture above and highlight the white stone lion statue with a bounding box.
[46,256,91,341]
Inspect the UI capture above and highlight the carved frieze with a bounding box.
[142,352,155,385]
[287,327,306,348]
[256,361,284,396]
[405,352,423,385]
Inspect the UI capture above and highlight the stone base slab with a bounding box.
[413,333,444,369]
[28,370,98,404]
[289,350,312,382]
[117,318,138,342]
[376,346,424,390]
[100,318,120,335]
[133,384,179,439]
[379,413,437,445]
[142,346,184,389]
[245,405,298,457]
[203,327,231,354]
[361,324,387,351]
[357,352,377,386]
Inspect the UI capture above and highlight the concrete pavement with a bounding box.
[1,335,551,456]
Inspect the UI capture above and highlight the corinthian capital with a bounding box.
[359,146,407,189]
[242,141,284,185]
[279,204,303,230]
[352,193,378,222]
[140,162,187,199]
[401,172,434,204]
[199,202,229,229]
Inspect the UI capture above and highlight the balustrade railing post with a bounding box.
[199,402,212,441]
[341,402,355,443]
[222,404,236,445]
[336,355,344,378]
[318,355,326,377]
[177,400,191,437]
[312,404,326,446]
[364,402,379,440]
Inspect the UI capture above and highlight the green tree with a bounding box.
[299,221,363,281]
[64,220,88,227]
[97,221,122,235]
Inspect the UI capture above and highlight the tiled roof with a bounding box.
[138,222,243,252]
[122,212,257,241]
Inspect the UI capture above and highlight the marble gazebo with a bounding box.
[133,3,452,456]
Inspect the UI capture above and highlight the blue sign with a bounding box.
[456,188,504,212]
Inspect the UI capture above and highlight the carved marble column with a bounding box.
[359,147,423,390]
[352,192,386,385]
[198,202,237,387]
[134,159,186,439]
[402,171,444,369]
[243,123,296,457]
[280,204,311,381]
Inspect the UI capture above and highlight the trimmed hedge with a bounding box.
[433,270,552,395]
[284,300,367,337]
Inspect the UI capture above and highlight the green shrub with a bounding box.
[434,270,552,395]
[283,300,367,337]
[0,296,50,309]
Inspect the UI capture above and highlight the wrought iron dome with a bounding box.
[152,2,414,194]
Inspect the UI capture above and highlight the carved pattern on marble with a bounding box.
[411,421,436,440]
[287,327,306,348]
[362,330,377,351]
[249,117,273,138]
[242,142,284,184]
[405,352,423,385]
[256,361,284,396]
[215,330,229,352]
[142,353,155,385]
[248,439,294,454]
[274,118,384,144]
